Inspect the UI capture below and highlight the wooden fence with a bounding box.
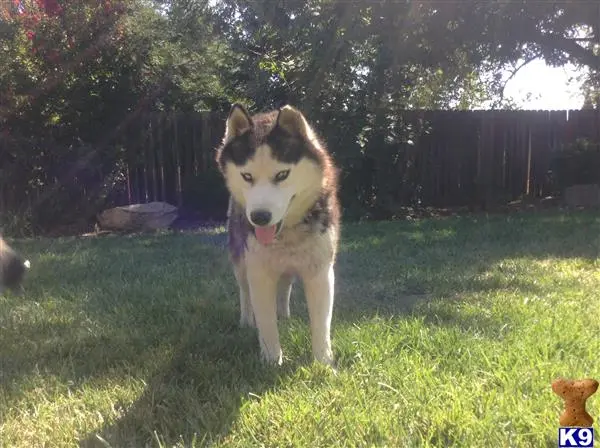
[388,109,600,208]
[121,111,226,209]
[2,108,599,233]
[122,109,600,214]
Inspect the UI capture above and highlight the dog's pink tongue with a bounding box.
[255,225,277,245]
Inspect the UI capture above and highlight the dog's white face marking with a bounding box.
[225,144,322,229]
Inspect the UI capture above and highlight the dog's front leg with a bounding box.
[276,274,293,319]
[233,263,255,328]
[303,263,335,366]
[247,263,282,365]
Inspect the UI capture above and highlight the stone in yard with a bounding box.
[97,201,178,231]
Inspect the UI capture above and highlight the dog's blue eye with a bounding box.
[274,170,290,182]
[241,172,253,183]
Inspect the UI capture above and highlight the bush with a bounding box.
[0,135,127,236]
[549,138,600,192]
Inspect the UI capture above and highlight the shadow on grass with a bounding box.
[1,209,598,445]
[1,233,298,447]
[78,324,292,447]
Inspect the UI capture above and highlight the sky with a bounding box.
[502,59,587,110]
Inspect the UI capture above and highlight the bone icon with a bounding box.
[552,378,599,427]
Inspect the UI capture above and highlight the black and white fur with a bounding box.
[216,104,341,366]
[0,235,30,295]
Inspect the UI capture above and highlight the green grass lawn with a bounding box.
[1,209,599,447]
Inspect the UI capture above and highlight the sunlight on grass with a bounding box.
[1,210,599,447]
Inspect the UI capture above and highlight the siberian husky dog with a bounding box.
[215,104,341,366]
[0,235,30,295]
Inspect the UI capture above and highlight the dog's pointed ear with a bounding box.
[276,105,310,137]
[224,103,252,141]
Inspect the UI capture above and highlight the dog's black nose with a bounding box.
[250,209,272,226]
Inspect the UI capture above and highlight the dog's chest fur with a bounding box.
[247,225,337,277]
[227,197,338,277]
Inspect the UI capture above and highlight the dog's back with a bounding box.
[0,236,29,293]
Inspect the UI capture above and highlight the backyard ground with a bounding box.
[1,209,599,447]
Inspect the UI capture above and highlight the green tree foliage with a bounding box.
[209,0,501,217]
[2,0,234,133]
[207,0,600,217]
[430,0,599,108]
[0,0,233,233]
[2,0,599,232]
[211,0,600,113]
[211,0,496,113]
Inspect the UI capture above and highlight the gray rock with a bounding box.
[97,202,178,231]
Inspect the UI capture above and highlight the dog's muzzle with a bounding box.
[249,195,295,246]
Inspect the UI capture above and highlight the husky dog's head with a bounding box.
[216,104,336,245]
[0,235,30,295]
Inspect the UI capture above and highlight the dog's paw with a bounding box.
[313,347,335,368]
[313,359,338,376]
[260,347,283,366]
